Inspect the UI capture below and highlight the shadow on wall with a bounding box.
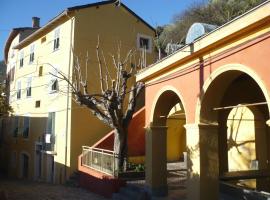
[92,107,146,159]
[0,115,59,182]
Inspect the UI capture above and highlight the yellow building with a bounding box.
[1,0,155,183]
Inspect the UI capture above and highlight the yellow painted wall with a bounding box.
[3,16,74,182]
[166,116,186,162]
[227,106,256,172]
[3,3,155,183]
[69,4,156,174]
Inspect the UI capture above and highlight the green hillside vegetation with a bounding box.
[155,0,267,55]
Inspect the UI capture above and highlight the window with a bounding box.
[49,68,59,93]
[53,29,60,51]
[17,81,21,99]
[137,34,152,53]
[140,38,149,49]
[13,116,19,137]
[19,51,24,67]
[47,112,55,135]
[45,112,55,149]
[23,116,30,138]
[35,100,41,108]
[29,44,35,63]
[51,79,58,91]
[38,66,43,76]
[26,77,32,97]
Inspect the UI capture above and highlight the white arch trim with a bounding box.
[149,85,187,124]
[195,63,270,123]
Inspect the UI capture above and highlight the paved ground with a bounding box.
[127,162,187,200]
[0,178,108,200]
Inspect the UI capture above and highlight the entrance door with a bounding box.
[22,154,29,179]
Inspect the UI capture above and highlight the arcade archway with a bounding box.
[198,68,270,199]
[146,88,186,196]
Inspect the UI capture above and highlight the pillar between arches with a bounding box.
[145,124,168,197]
[184,123,219,200]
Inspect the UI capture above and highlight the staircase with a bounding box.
[112,184,150,200]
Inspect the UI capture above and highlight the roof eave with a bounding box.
[13,10,72,50]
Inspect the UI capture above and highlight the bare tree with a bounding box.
[53,42,144,171]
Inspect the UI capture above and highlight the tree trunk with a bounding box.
[114,127,128,172]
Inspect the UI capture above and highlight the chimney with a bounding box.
[32,17,40,28]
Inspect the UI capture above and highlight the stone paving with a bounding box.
[0,178,108,200]
[127,162,187,200]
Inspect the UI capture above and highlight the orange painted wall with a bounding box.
[93,107,146,157]
[145,32,270,125]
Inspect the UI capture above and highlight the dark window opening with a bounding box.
[139,37,149,50]
[39,66,43,76]
[35,101,41,108]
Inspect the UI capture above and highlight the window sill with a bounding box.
[49,90,58,94]
[138,48,152,54]
[53,48,60,53]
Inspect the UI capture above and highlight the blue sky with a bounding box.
[0,0,198,60]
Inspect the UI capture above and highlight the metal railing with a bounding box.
[82,146,118,176]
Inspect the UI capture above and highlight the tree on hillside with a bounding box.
[156,0,267,54]
[53,43,144,171]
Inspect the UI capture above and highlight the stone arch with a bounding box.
[150,85,187,125]
[195,63,270,124]
[146,86,187,196]
[193,63,270,199]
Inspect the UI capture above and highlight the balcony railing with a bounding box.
[82,146,118,176]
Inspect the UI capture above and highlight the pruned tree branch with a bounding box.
[48,39,145,171]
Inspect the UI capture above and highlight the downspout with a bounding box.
[64,11,74,181]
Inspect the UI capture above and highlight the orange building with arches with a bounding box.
[137,2,270,200]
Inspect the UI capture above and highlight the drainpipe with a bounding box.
[64,12,74,181]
